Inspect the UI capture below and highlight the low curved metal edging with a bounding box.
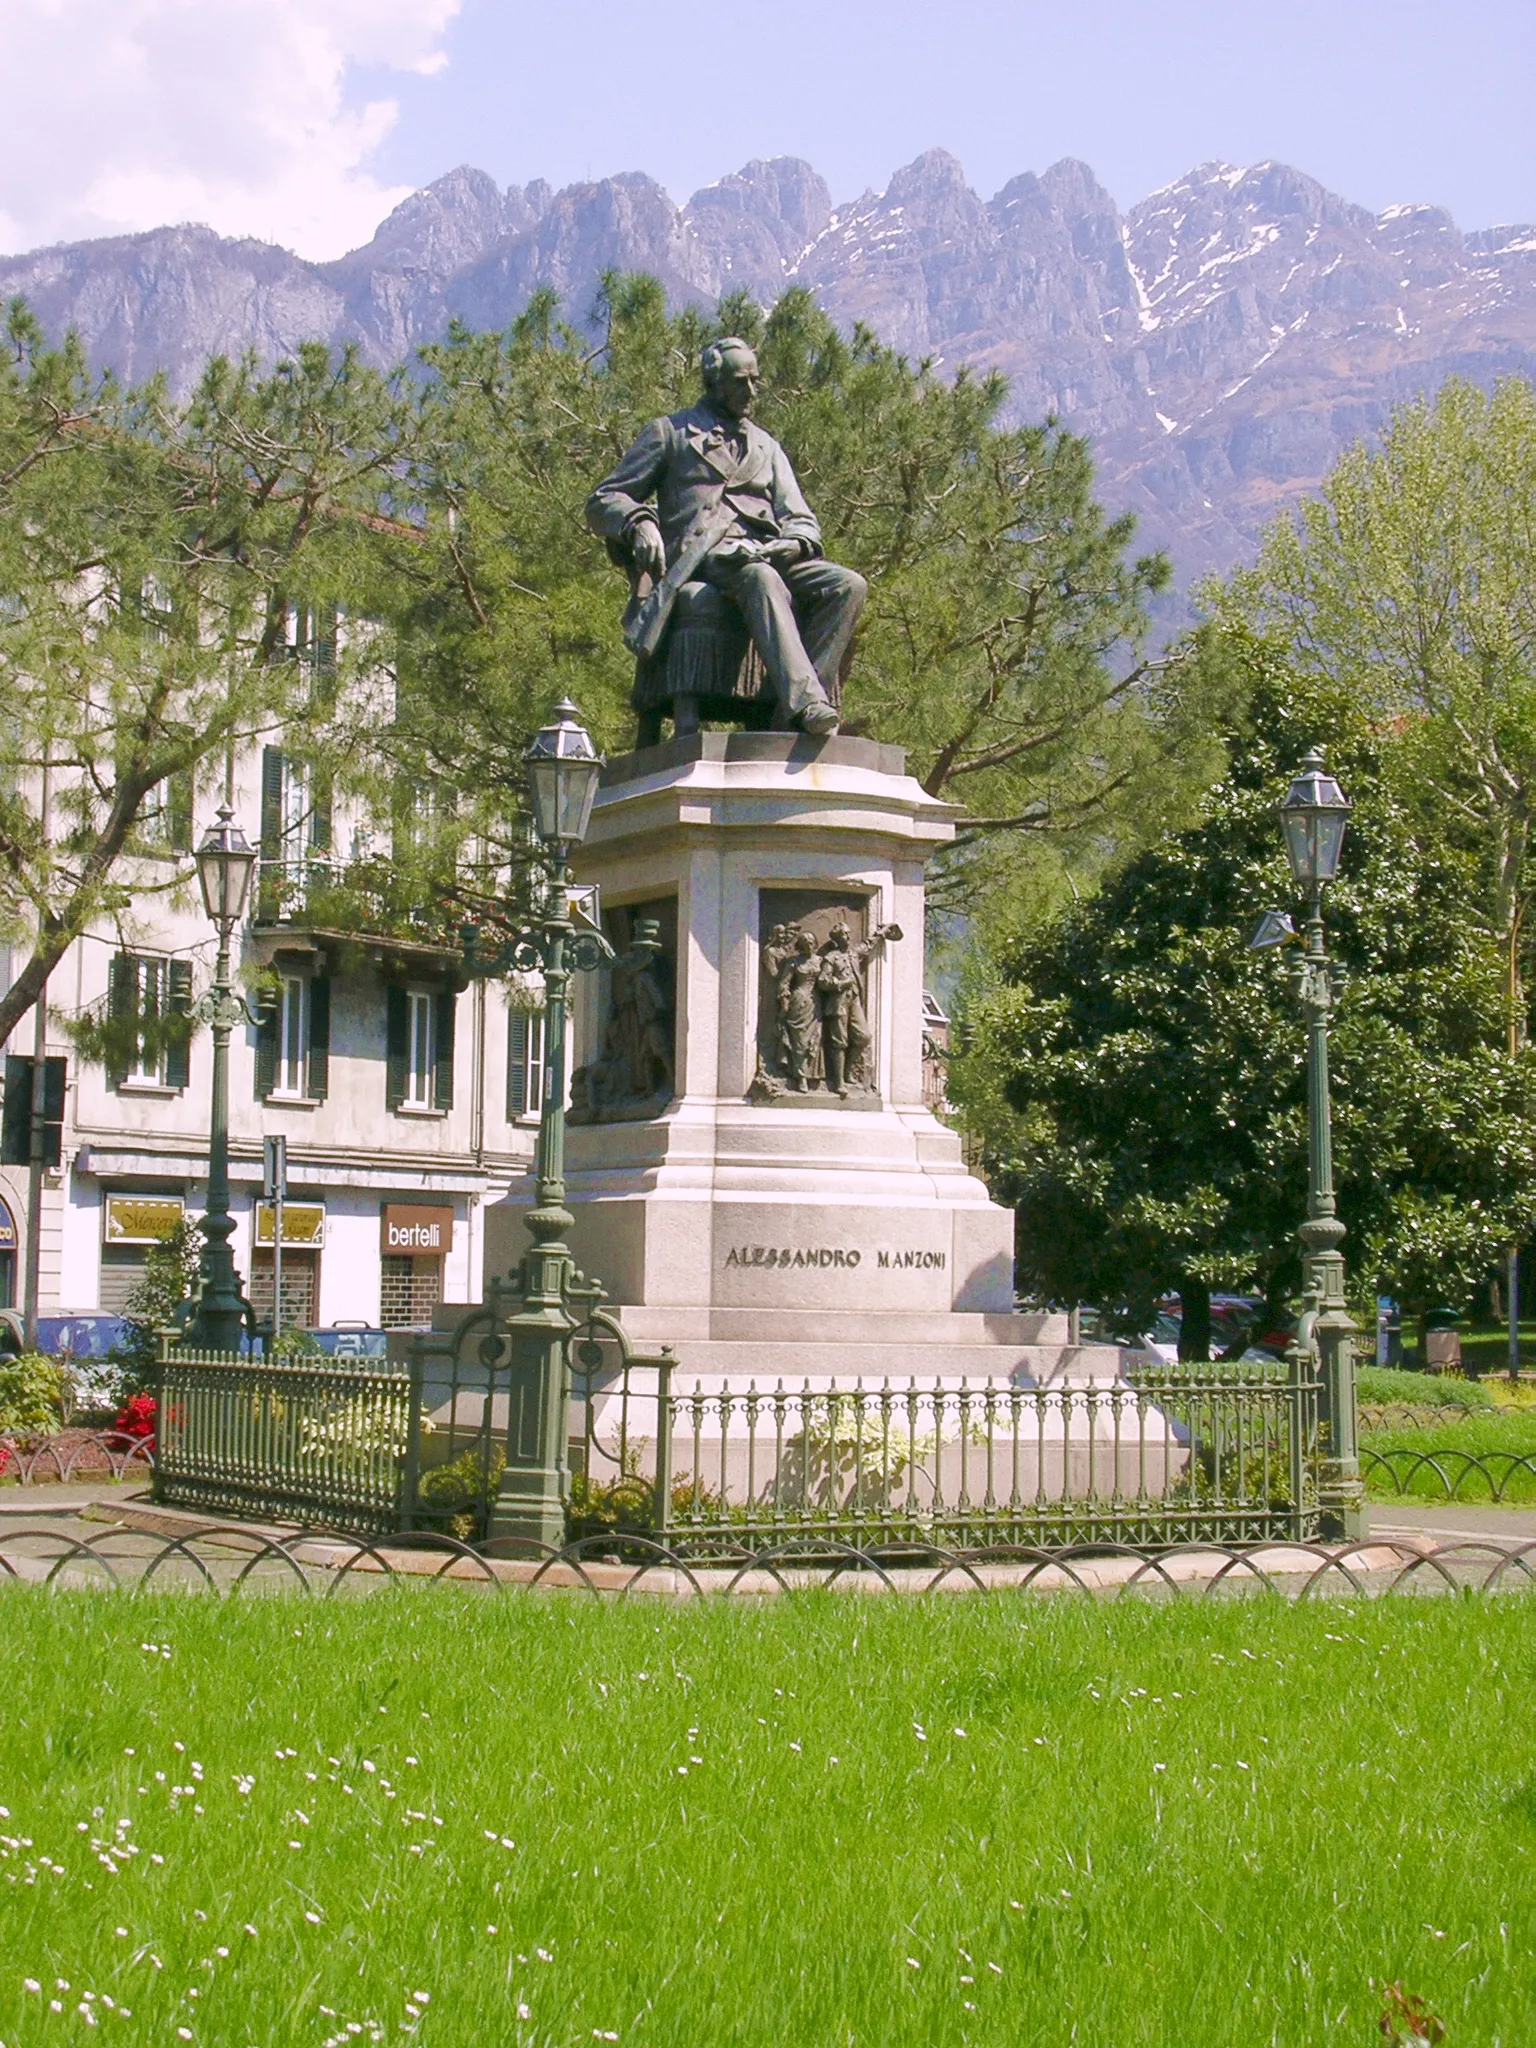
[1479,1452,1536,1503]
[34,1530,131,1588]
[382,1530,508,1588]
[721,1540,899,1597]
[1391,1538,1536,1596]
[918,1543,1104,1597]
[1006,1547,1104,1596]
[1363,1445,1536,1505]
[0,1528,127,1585]
[1362,1448,1458,1497]
[226,1533,323,1596]
[886,1543,990,1595]
[1101,1545,1216,1600]
[0,1429,157,1486]
[1378,1544,1477,1595]
[566,1534,706,1601]
[135,1530,226,1594]
[1199,1547,1292,1599]
[1479,1538,1536,1590]
[311,1531,502,1596]
[791,1540,991,1595]
[475,1535,601,1595]
[1290,1543,1377,1599]
[59,1433,155,1484]
[1295,1538,1431,1600]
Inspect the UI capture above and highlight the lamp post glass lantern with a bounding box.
[195,805,258,930]
[183,806,259,1355]
[1251,745,1366,1539]
[457,699,614,1550]
[525,698,603,855]
[1279,749,1351,889]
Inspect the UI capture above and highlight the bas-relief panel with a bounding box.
[569,896,678,1125]
[749,889,900,1108]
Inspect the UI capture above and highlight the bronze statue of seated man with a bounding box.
[587,337,867,745]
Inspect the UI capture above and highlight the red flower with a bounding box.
[114,1393,158,1443]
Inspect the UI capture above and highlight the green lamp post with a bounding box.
[186,805,260,1353]
[1252,748,1367,1540]
[459,700,612,1550]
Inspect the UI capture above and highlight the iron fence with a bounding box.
[153,1351,413,1534]
[147,1330,1324,1550]
[571,1356,1323,1551]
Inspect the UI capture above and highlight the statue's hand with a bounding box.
[630,522,666,581]
[761,536,802,570]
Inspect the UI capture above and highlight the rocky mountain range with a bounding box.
[5,150,1534,589]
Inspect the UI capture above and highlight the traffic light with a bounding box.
[1,1056,66,1168]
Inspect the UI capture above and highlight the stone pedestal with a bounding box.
[483,733,1124,1385]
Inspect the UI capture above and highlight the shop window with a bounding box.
[506,1007,546,1120]
[106,954,191,1091]
[99,1243,150,1315]
[386,986,455,1113]
[249,1252,317,1331]
[379,1255,443,1330]
[0,1194,16,1310]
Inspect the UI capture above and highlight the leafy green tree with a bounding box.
[1222,375,1536,1054]
[950,638,1536,1353]
[0,306,417,1050]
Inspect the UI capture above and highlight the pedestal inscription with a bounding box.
[750,889,900,1106]
[570,897,677,1124]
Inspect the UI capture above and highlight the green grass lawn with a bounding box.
[1362,1408,1536,1502]
[1,1591,1534,2046]
[1455,1320,1536,1377]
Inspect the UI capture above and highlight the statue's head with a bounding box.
[827,921,852,950]
[795,928,816,957]
[701,337,759,420]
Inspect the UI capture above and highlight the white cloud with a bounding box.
[0,0,461,261]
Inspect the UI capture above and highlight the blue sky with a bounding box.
[2,0,1531,261]
[367,0,1536,227]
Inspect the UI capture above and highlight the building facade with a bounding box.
[0,741,543,1338]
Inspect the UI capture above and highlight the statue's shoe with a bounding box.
[799,703,840,737]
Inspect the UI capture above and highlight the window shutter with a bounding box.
[433,988,456,1111]
[1,1057,30,1165]
[385,985,409,1110]
[307,975,331,1101]
[260,748,284,857]
[254,988,279,1100]
[506,1009,529,1123]
[309,768,333,854]
[106,953,136,1089]
[168,770,194,853]
[165,961,193,1090]
[311,604,338,711]
[40,1057,65,1168]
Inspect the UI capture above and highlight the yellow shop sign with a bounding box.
[254,1201,326,1248]
[103,1195,185,1245]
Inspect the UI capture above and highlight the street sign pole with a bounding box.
[263,1135,287,1346]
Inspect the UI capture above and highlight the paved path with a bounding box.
[1370,1502,1536,1545]
[2,1486,1535,1595]
[0,1480,152,1516]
